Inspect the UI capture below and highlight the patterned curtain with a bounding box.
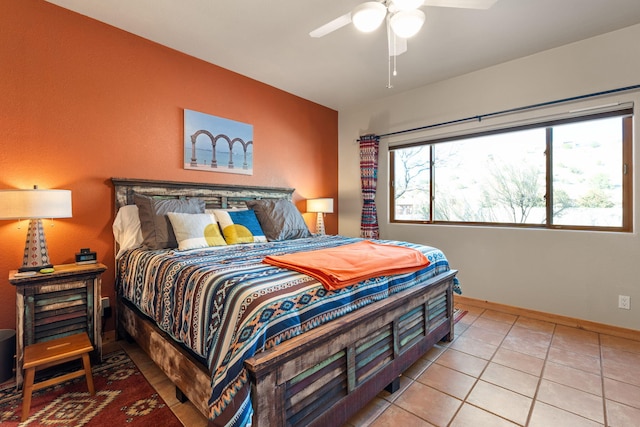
[359,134,380,239]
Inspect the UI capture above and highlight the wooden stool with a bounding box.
[21,332,95,422]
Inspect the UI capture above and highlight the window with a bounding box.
[390,110,633,231]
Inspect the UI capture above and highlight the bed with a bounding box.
[111,178,458,427]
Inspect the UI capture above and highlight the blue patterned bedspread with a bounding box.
[116,235,459,426]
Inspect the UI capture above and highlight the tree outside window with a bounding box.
[390,112,632,232]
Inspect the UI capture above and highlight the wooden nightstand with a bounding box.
[9,263,106,387]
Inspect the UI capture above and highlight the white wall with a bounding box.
[338,23,640,330]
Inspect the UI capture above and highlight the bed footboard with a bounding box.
[245,269,457,427]
[117,270,456,426]
[117,298,212,417]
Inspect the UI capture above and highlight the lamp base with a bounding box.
[315,213,326,235]
[19,219,53,272]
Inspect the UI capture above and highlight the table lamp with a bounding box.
[307,198,334,235]
[0,185,72,272]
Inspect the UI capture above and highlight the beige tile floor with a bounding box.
[120,302,640,426]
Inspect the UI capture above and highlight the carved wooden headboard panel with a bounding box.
[111,178,295,211]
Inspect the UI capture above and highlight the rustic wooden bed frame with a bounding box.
[112,177,457,427]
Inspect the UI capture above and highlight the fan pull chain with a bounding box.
[387,17,394,88]
[394,52,397,76]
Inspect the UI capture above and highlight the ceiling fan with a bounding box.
[310,0,498,87]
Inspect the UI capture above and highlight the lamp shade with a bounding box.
[307,198,334,214]
[390,9,425,38]
[0,188,72,219]
[352,1,387,33]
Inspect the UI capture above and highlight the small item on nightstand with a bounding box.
[39,268,55,274]
[13,271,37,278]
[76,248,97,265]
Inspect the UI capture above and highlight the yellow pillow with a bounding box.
[222,224,254,244]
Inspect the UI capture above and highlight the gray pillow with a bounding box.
[246,199,311,241]
[134,194,205,249]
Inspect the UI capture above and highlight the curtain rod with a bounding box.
[377,83,640,139]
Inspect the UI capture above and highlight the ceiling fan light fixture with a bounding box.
[392,0,425,11]
[390,9,425,38]
[352,2,387,33]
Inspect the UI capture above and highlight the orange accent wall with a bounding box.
[0,0,338,331]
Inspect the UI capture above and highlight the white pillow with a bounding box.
[113,205,143,258]
[167,212,227,250]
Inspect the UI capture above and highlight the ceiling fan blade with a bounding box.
[310,13,352,38]
[422,0,498,9]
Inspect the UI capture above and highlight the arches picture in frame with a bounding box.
[184,109,254,175]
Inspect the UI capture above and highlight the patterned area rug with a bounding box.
[0,350,183,426]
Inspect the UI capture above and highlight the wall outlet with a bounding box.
[618,295,630,310]
[101,296,112,318]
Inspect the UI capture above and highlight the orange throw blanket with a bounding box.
[263,240,430,291]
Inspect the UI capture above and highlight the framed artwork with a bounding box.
[184,109,254,175]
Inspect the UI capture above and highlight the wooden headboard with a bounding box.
[111,178,295,211]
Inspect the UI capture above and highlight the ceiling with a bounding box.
[46,0,640,111]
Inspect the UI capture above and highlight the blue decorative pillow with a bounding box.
[214,209,267,244]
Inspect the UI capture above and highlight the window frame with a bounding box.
[389,109,633,232]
